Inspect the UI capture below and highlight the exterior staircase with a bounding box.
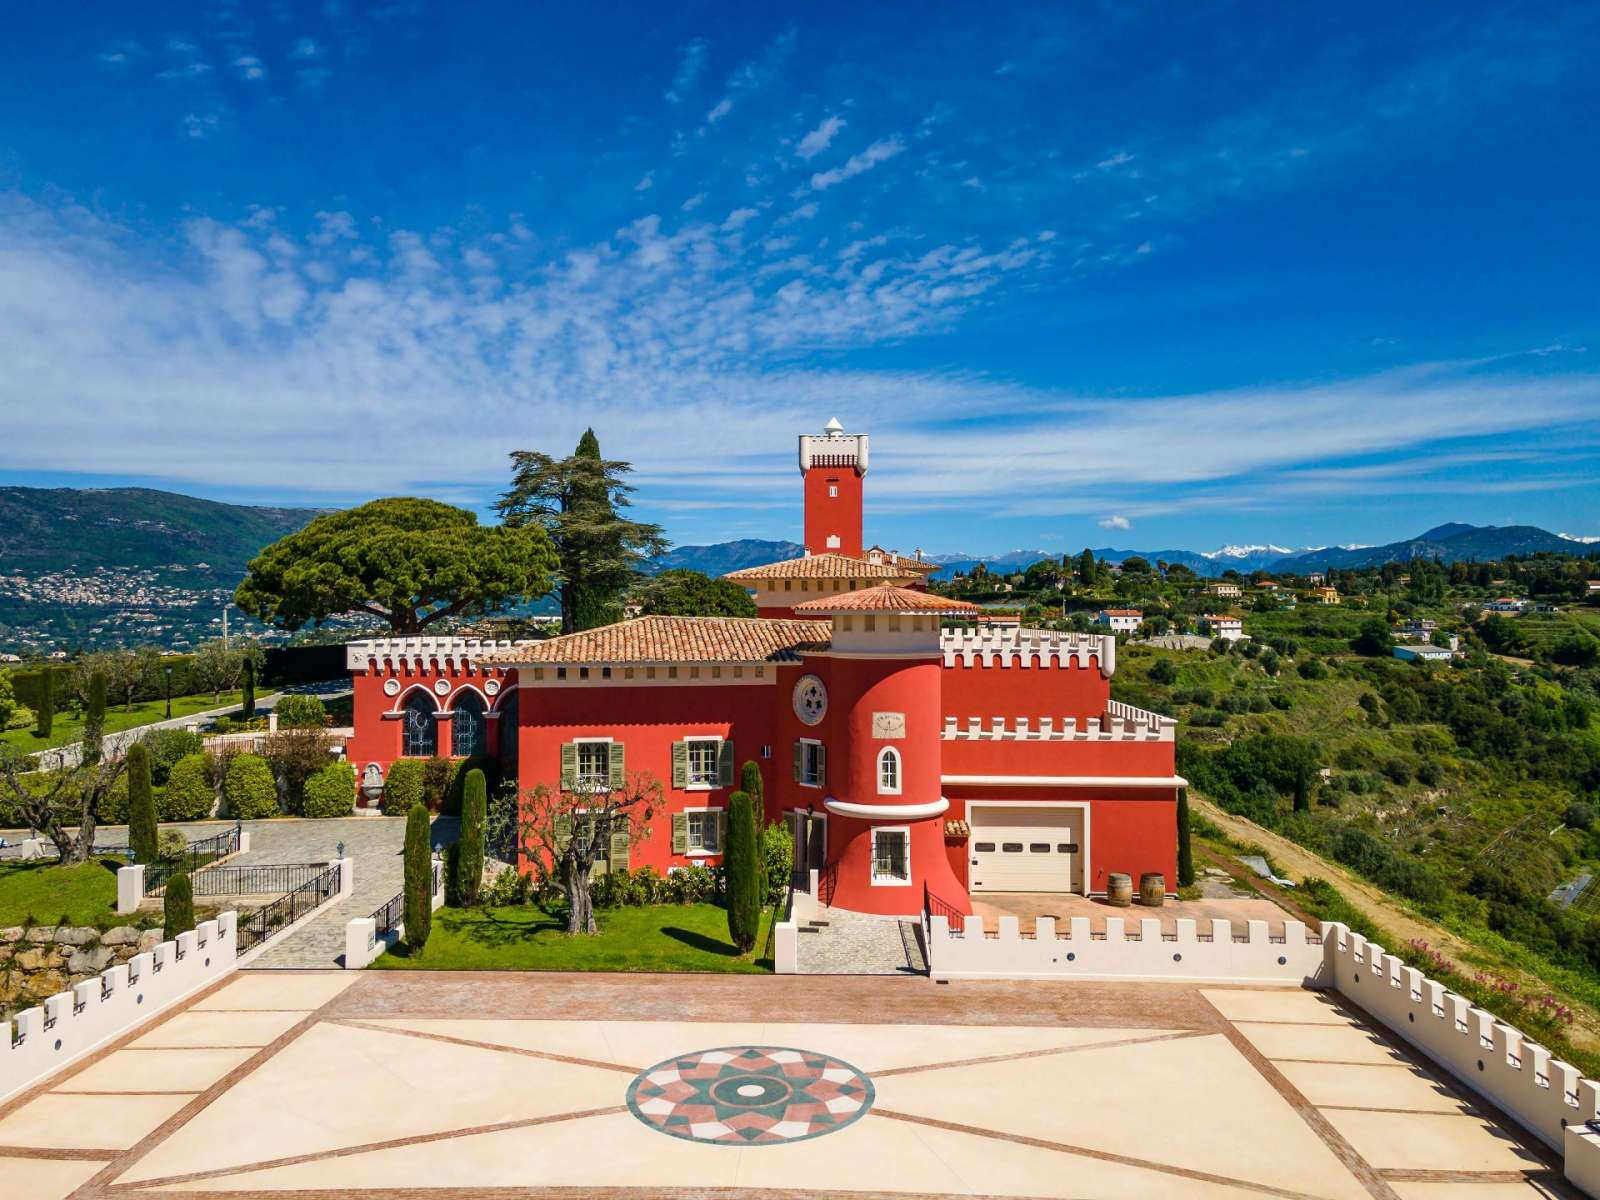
[794,908,928,975]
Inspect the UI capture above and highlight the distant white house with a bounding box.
[1096,608,1143,634]
[1206,582,1242,599]
[1200,614,1245,642]
[1393,618,1437,642]
[1588,580,1600,595]
[1394,644,1455,664]
[1483,598,1529,615]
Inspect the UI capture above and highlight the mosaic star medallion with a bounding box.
[625,1046,874,1145]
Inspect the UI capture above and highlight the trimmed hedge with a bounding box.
[146,728,204,786]
[403,803,432,954]
[382,759,425,815]
[451,768,487,906]
[274,694,327,729]
[162,753,215,821]
[302,762,355,818]
[224,753,279,819]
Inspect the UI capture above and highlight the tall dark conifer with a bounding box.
[496,429,667,633]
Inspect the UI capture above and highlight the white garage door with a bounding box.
[969,807,1082,893]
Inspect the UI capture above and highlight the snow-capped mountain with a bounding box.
[1560,532,1600,544]
[1201,544,1299,561]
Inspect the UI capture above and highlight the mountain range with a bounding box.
[0,483,1595,652]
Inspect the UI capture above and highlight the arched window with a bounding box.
[877,747,901,795]
[401,690,437,758]
[453,691,488,758]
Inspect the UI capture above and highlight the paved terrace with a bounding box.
[0,970,1573,1199]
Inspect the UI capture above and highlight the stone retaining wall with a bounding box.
[1,923,162,1016]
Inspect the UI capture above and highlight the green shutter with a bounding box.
[671,811,689,854]
[609,741,625,790]
[718,739,734,787]
[816,743,827,789]
[609,826,630,870]
[713,809,725,853]
[792,740,803,783]
[559,742,577,791]
[671,741,688,789]
[553,811,573,850]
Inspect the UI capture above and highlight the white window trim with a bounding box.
[876,747,902,796]
[798,737,823,789]
[683,735,722,792]
[870,825,912,887]
[572,736,613,791]
[682,805,722,858]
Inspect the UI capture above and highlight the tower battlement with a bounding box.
[799,417,868,557]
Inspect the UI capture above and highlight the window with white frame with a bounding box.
[575,739,611,789]
[797,739,823,787]
[877,747,901,795]
[686,808,720,853]
[871,826,910,885]
[686,737,719,787]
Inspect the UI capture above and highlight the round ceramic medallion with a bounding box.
[433,678,451,696]
[626,1046,873,1145]
[483,677,501,696]
[792,675,827,725]
[382,678,401,696]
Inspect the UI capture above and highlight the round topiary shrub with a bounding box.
[162,753,216,821]
[224,753,279,819]
[382,759,425,815]
[274,694,327,729]
[302,762,355,818]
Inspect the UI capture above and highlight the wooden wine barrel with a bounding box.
[1139,872,1166,907]
[1106,873,1133,907]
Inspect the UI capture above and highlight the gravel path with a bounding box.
[794,908,927,975]
[238,815,457,970]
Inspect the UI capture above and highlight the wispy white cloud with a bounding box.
[810,136,904,191]
[1098,515,1131,530]
[182,113,221,140]
[796,115,846,160]
[664,37,708,105]
[233,55,267,81]
[634,172,654,192]
[705,97,732,124]
[291,37,322,59]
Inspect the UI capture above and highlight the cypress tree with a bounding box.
[1177,788,1195,888]
[83,671,107,767]
[163,870,195,940]
[740,760,763,807]
[127,742,159,864]
[725,791,761,954]
[403,802,433,954]
[241,658,256,719]
[456,768,487,907]
[36,669,54,738]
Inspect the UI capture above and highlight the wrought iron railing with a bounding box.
[818,861,839,907]
[922,881,966,934]
[149,862,329,898]
[140,826,242,892]
[236,861,343,955]
[370,857,442,942]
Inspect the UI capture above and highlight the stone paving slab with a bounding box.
[795,908,926,975]
[0,973,1572,1199]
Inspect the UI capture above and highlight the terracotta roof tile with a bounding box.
[476,615,830,665]
[721,553,914,582]
[791,583,981,615]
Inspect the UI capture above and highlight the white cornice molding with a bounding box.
[823,797,949,820]
[941,774,1187,789]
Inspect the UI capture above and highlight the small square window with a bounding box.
[686,810,720,853]
[686,738,720,787]
[556,668,567,680]
[579,667,590,680]
[798,740,823,787]
[601,666,612,679]
[828,484,838,497]
[576,742,610,788]
[871,828,910,885]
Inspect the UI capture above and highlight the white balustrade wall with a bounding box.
[926,914,1327,985]
[0,913,238,1105]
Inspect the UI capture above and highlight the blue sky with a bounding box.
[2,2,1597,557]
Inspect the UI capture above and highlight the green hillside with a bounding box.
[0,487,324,578]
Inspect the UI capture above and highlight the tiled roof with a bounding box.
[721,553,914,582]
[867,547,941,574]
[1100,609,1143,617]
[791,583,981,615]
[476,615,830,665]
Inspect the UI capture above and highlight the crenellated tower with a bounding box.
[798,417,868,558]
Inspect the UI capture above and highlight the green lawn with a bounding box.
[373,902,774,973]
[0,859,127,927]
[1,690,247,752]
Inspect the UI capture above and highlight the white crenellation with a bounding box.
[942,702,1175,743]
[1325,923,1600,1156]
[1,913,239,1105]
[927,915,1324,985]
[940,628,1116,677]
[345,637,528,671]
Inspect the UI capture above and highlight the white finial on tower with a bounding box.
[823,416,845,437]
